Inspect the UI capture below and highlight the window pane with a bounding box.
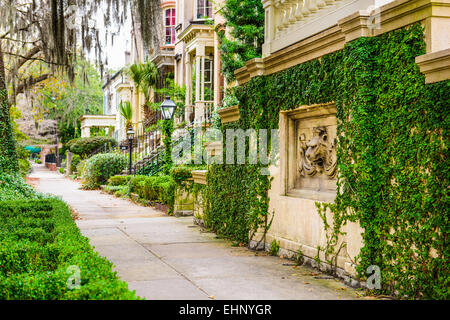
[197,0,204,18]
[171,9,176,25]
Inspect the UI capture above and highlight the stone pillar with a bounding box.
[185,54,191,106]
[262,0,275,57]
[185,54,193,123]
[195,55,201,104]
[81,126,90,138]
[201,56,205,101]
[66,151,74,175]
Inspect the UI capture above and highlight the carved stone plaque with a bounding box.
[281,103,337,201]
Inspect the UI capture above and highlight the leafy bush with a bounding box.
[0,199,139,299]
[84,153,128,188]
[76,160,88,184]
[107,175,132,186]
[35,159,42,164]
[18,159,31,177]
[70,154,81,173]
[16,144,30,161]
[128,175,149,193]
[59,168,65,174]
[104,185,129,197]
[66,137,117,158]
[133,175,175,207]
[0,173,42,201]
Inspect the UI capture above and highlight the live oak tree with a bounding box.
[0,0,129,172]
[0,0,167,172]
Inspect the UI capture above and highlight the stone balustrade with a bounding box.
[262,0,374,56]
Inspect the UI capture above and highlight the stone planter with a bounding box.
[174,180,194,217]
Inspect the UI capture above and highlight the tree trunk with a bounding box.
[0,40,19,173]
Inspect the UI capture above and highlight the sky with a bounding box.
[85,3,132,72]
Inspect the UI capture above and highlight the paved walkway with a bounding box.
[30,164,361,300]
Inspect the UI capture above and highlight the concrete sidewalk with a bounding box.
[30,164,361,300]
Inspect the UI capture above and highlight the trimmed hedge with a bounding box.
[108,175,132,186]
[108,175,175,209]
[66,137,117,159]
[0,199,139,299]
[135,176,175,207]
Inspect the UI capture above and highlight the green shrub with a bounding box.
[16,145,30,161]
[108,175,132,186]
[18,159,31,177]
[70,154,81,173]
[58,168,65,174]
[133,175,175,207]
[35,159,42,164]
[0,173,42,201]
[84,153,128,188]
[76,160,88,184]
[0,199,139,300]
[104,185,129,197]
[269,240,280,256]
[128,175,149,193]
[66,137,117,159]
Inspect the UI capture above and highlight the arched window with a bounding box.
[165,8,176,45]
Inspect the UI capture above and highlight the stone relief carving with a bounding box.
[298,126,337,179]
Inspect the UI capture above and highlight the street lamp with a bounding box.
[127,128,135,175]
[160,97,177,174]
[160,96,177,120]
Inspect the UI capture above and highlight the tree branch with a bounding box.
[15,46,41,70]
[3,50,67,67]
[16,73,50,94]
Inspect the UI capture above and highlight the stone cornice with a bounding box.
[178,24,214,45]
[416,48,450,83]
[217,105,241,124]
[192,170,207,185]
[235,0,450,85]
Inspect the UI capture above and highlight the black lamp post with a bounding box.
[127,128,135,175]
[160,97,177,174]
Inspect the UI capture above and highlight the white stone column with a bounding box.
[185,54,192,106]
[195,56,201,104]
[262,0,275,57]
[201,56,206,101]
[81,126,90,138]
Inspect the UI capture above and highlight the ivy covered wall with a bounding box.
[203,24,449,299]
